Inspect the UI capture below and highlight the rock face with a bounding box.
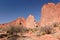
[26,14,36,28]
[15,17,26,27]
[40,3,60,26]
[0,17,26,28]
[0,14,37,29]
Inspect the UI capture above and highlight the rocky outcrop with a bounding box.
[0,14,38,29]
[26,14,36,28]
[0,17,26,28]
[40,3,60,26]
[15,17,26,27]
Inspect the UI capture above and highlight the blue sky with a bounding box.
[0,0,60,24]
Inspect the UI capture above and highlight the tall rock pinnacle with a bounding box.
[40,2,60,26]
[26,14,36,28]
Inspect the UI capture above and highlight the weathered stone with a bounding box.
[40,3,60,26]
[26,14,36,29]
[0,17,26,28]
[39,34,59,40]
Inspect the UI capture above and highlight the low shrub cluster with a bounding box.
[0,22,60,40]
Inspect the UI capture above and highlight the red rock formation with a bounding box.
[0,17,26,28]
[0,15,37,28]
[15,17,26,27]
[40,2,60,26]
[26,14,36,29]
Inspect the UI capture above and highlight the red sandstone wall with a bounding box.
[40,3,60,26]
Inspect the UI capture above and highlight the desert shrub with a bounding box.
[39,26,53,35]
[52,23,60,30]
[0,27,7,32]
[6,26,20,36]
[52,22,60,27]
[6,24,29,39]
[7,25,28,37]
[32,27,39,33]
[27,26,41,36]
[19,26,29,36]
[0,27,8,38]
[7,26,17,35]
[53,23,59,27]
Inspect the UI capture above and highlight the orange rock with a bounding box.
[0,17,26,28]
[15,17,26,27]
[26,14,36,28]
[53,27,60,33]
[53,32,60,39]
[40,3,60,26]
[39,34,59,40]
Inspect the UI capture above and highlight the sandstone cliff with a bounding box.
[40,2,60,26]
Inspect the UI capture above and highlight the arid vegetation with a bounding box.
[0,23,60,40]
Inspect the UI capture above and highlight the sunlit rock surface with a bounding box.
[26,14,36,28]
[39,34,59,40]
[40,2,60,26]
[0,17,26,28]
